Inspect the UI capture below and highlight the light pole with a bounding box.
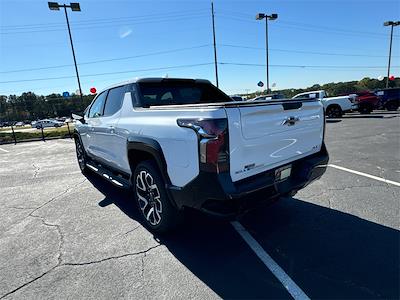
[48,2,83,101]
[256,13,277,94]
[384,21,400,88]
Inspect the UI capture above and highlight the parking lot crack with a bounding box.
[123,225,141,236]
[6,206,37,211]
[62,244,161,267]
[140,253,146,279]
[0,266,58,299]
[27,178,87,217]
[32,163,40,179]
[29,213,65,265]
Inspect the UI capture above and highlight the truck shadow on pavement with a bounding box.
[86,172,399,299]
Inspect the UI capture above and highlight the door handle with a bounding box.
[108,126,115,134]
[282,116,300,126]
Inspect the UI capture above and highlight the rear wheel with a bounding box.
[386,101,399,111]
[74,137,88,173]
[133,160,182,234]
[326,105,343,118]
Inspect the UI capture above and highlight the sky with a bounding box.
[0,0,399,96]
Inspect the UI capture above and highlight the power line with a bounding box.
[219,62,400,69]
[219,44,400,58]
[2,62,398,84]
[0,14,209,35]
[0,45,211,73]
[216,14,400,39]
[0,9,210,29]
[0,63,214,84]
[216,9,400,38]
[4,43,397,75]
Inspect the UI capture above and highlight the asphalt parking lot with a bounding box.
[0,111,399,299]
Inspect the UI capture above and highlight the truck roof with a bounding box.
[103,77,212,92]
[296,90,325,95]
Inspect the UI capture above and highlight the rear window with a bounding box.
[137,81,232,107]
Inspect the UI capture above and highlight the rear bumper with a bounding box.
[168,143,329,216]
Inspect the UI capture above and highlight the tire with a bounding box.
[74,136,88,173]
[133,160,182,234]
[385,101,399,111]
[326,105,343,118]
[358,104,372,114]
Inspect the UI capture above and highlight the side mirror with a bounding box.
[72,113,85,124]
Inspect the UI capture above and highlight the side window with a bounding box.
[308,93,317,99]
[103,85,126,116]
[295,94,308,99]
[88,91,107,118]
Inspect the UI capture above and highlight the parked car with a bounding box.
[33,119,64,129]
[230,95,244,101]
[15,121,25,127]
[250,94,285,101]
[352,91,380,114]
[73,78,328,233]
[292,90,357,118]
[375,88,400,111]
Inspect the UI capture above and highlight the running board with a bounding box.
[86,162,131,189]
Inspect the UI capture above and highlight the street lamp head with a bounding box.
[256,13,265,20]
[268,13,278,20]
[384,21,394,26]
[70,3,81,11]
[48,2,60,10]
[394,21,400,26]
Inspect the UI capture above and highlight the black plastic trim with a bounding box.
[126,136,171,186]
[168,143,329,216]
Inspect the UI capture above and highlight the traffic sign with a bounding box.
[257,81,264,87]
[62,91,70,98]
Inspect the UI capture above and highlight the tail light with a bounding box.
[177,118,229,173]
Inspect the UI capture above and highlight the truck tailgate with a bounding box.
[225,100,324,182]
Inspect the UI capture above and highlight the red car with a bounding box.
[355,91,380,114]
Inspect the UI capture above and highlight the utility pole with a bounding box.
[384,21,400,88]
[48,2,83,102]
[211,1,219,87]
[265,18,269,93]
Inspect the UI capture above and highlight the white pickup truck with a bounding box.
[292,90,357,118]
[74,78,328,233]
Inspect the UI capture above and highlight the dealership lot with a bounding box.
[0,112,399,299]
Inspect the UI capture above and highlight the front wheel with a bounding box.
[326,105,343,118]
[133,160,182,234]
[359,104,372,114]
[74,137,88,173]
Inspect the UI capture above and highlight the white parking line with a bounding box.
[328,164,400,187]
[0,147,9,153]
[231,221,310,300]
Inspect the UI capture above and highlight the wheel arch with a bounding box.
[127,136,172,186]
[326,103,342,111]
